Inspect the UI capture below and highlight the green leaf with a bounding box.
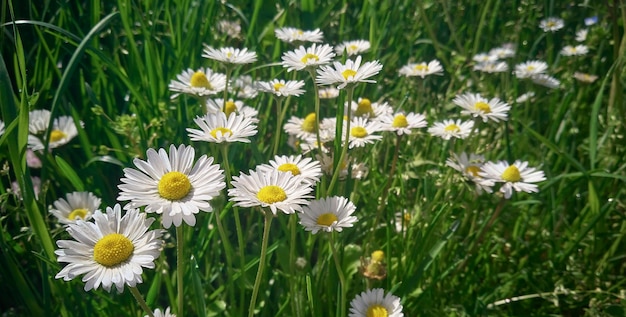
[55,156,85,191]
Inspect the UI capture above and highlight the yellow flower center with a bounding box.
[342,69,357,80]
[546,21,555,28]
[224,101,237,117]
[526,65,535,71]
[316,213,338,226]
[502,165,521,182]
[348,44,358,52]
[190,71,212,89]
[300,53,320,63]
[414,64,428,72]
[403,212,411,224]
[93,233,134,267]
[226,52,233,58]
[257,185,287,204]
[296,29,304,35]
[355,98,374,117]
[277,163,301,176]
[371,250,385,262]
[465,166,481,177]
[301,113,317,133]
[474,101,492,113]
[444,124,460,132]
[392,114,408,128]
[67,208,88,220]
[273,82,285,91]
[158,171,192,200]
[350,126,368,138]
[366,304,388,317]
[210,127,233,139]
[50,130,67,143]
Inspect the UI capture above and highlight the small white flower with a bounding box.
[217,20,241,38]
[281,44,335,72]
[480,160,546,199]
[453,93,510,122]
[531,74,560,89]
[316,56,383,89]
[473,53,498,63]
[515,91,535,103]
[446,152,494,194]
[49,191,102,224]
[202,46,257,65]
[398,60,444,78]
[573,72,598,84]
[205,98,259,121]
[513,60,548,79]
[489,46,516,59]
[187,112,258,143]
[231,75,258,99]
[427,119,474,140]
[29,109,51,134]
[561,45,589,56]
[168,68,226,99]
[335,39,371,56]
[146,307,176,317]
[584,16,598,26]
[256,79,306,97]
[344,117,384,148]
[539,17,565,32]
[349,288,404,317]
[319,86,340,99]
[474,61,509,73]
[257,154,322,185]
[28,115,82,151]
[298,196,357,234]
[576,29,588,42]
[275,27,324,43]
[349,98,393,119]
[379,112,427,135]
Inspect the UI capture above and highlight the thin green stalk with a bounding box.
[306,68,323,156]
[248,210,274,317]
[176,225,185,317]
[223,66,234,110]
[329,233,347,317]
[288,214,300,317]
[272,97,285,156]
[130,286,155,317]
[327,86,354,195]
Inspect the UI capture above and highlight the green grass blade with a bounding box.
[54,155,85,191]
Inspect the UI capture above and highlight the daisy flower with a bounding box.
[576,29,588,42]
[379,112,427,135]
[187,112,258,144]
[472,53,498,63]
[257,154,322,185]
[473,61,508,73]
[428,119,474,140]
[489,46,516,59]
[348,288,404,317]
[335,39,371,56]
[539,17,565,32]
[349,98,393,119]
[531,74,560,89]
[168,67,226,99]
[453,93,510,122]
[231,75,258,99]
[515,91,535,103]
[345,117,384,149]
[513,60,548,79]
[117,144,226,228]
[147,307,176,317]
[298,196,357,234]
[560,45,589,56]
[29,109,51,134]
[205,98,259,120]
[217,20,241,38]
[316,56,383,89]
[275,27,324,43]
[284,112,319,139]
[54,204,164,292]
[202,46,257,65]
[228,169,314,215]
[480,160,546,199]
[319,86,340,99]
[398,60,444,78]
[28,116,82,151]
[446,152,494,194]
[256,79,306,97]
[49,191,102,225]
[573,72,598,83]
[281,44,335,72]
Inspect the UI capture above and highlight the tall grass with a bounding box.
[1,0,625,316]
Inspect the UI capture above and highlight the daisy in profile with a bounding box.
[284,112,319,140]
[453,93,510,122]
[349,98,393,119]
[575,29,588,42]
[335,39,371,56]
[55,204,163,292]
[117,144,226,228]
[202,46,257,65]
[573,72,598,83]
[446,152,494,194]
[205,98,259,120]
[29,109,51,134]
[257,154,322,185]
[398,60,443,78]
[281,44,335,72]
[228,169,314,215]
[49,191,101,225]
[539,17,565,32]
[472,53,497,63]
[316,152,350,179]
[473,61,508,73]
[298,196,357,234]
[187,112,258,144]
[513,60,548,79]
[319,86,340,99]
[428,119,474,140]
[231,75,258,99]
[168,67,226,99]
[531,74,560,89]
[316,56,383,89]
[515,91,535,103]
[379,112,427,135]
[480,160,546,199]
[275,27,324,43]
[345,117,385,149]
[560,45,589,56]
[489,46,516,59]
[28,116,82,151]
[256,79,306,97]
[348,288,404,317]
[146,307,176,317]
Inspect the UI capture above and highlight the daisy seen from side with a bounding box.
[316,55,383,89]
[49,191,102,225]
[257,154,322,185]
[345,117,385,149]
[187,112,258,144]
[539,17,565,32]
[298,196,357,234]
[256,79,306,97]
[453,93,510,123]
[445,152,494,194]
[275,27,324,43]
[202,46,257,65]
[117,144,226,228]
[146,307,176,317]
[531,74,560,89]
[205,98,259,120]
[349,288,404,317]
[54,204,163,292]
[168,67,226,99]
[379,112,427,135]
[398,60,444,78]
[28,115,82,151]
[281,43,335,72]
[513,60,548,79]
[335,39,371,56]
[480,160,546,199]
[428,119,475,140]
[560,45,589,57]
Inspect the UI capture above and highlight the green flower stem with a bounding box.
[327,86,355,195]
[272,97,285,156]
[329,233,347,317]
[130,286,154,317]
[288,214,299,317]
[222,66,234,110]
[176,225,185,317]
[248,209,274,317]
[306,68,323,155]
[217,145,239,307]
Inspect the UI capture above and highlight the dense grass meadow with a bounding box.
[1,0,626,316]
